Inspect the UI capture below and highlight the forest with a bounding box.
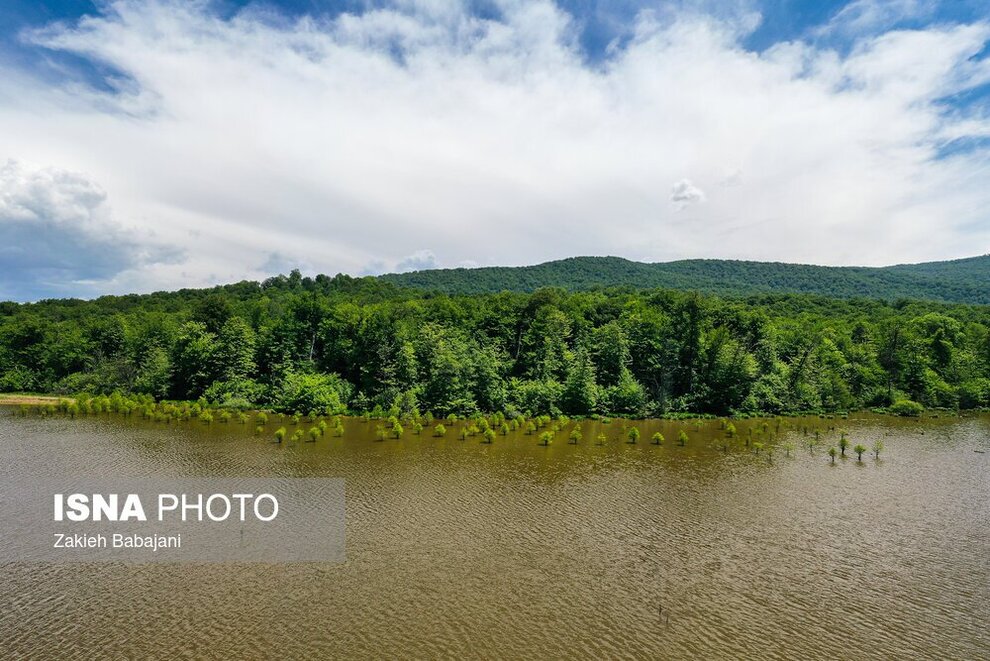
[383,254,990,304]
[2,269,990,417]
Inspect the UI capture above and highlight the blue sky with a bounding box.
[1,0,989,301]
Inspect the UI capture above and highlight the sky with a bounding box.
[1,0,989,301]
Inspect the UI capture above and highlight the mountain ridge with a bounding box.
[380,254,990,304]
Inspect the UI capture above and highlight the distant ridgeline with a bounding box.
[381,255,990,304]
[1,255,989,417]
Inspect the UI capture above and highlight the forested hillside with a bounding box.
[381,255,990,304]
[3,269,989,416]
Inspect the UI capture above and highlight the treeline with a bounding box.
[382,255,990,304]
[2,270,990,416]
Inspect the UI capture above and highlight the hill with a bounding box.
[380,255,990,304]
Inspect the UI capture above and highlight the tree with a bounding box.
[134,345,172,399]
[193,294,233,335]
[591,321,631,387]
[172,322,219,399]
[274,372,349,414]
[890,399,923,417]
[215,317,256,381]
[627,427,640,444]
[561,350,598,415]
[651,432,664,445]
[854,443,866,461]
[569,425,582,444]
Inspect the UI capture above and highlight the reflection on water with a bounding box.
[1,410,988,659]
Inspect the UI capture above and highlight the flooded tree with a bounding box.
[434,423,447,437]
[678,430,688,446]
[539,431,553,446]
[627,427,640,444]
[828,446,837,464]
[872,439,884,459]
[596,433,606,446]
[839,434,850,457]
[482,429,496,444]
[651,432,664,445]
[307,427,319,442]
[854,443,866,461]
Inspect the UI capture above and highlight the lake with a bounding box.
[1,410,988,659]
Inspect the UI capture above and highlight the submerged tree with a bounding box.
[872,439,884,459]
[854,443,866,461]
[678,430,688,446]
[828,446,837,464]
[539,431,553,446]
[627,427,640,444]
[651,432,664,445]
[434,423,447,437]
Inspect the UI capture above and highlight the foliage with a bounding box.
[3,268,990,418]
[273,372,349,415]
[889,399,924,417]
[381,255,990,305]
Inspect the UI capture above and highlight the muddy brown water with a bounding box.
[1,410,988,659]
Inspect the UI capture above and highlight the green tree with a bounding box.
[561,350,598,415]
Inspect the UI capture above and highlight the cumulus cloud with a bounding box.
[0,160,181,300]
[395,249,439,272]
[0,0,988,300]
[671,179,706,206]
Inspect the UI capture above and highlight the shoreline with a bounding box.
[0,394,74,406]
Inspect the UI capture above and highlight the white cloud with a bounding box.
[0,159,181,299]
[0,0,988,299]
[671,178,706,206]
[820,0,935,37]
[395,249,439,272]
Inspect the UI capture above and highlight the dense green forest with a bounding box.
[3,268,990,417]
[382,255,990,304]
